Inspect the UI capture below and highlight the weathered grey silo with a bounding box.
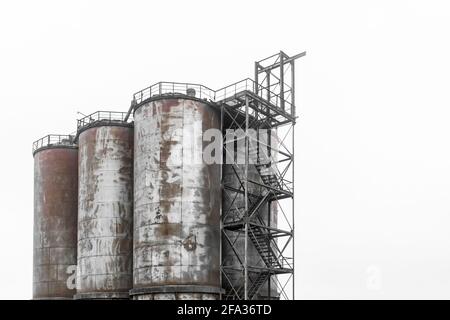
[131,95,222,300]
[75,112,133,299]
[33,135,78,299]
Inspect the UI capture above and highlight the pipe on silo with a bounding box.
[131,97,222,300]
[75,122,134,299]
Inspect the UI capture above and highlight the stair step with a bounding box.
[251,235,268,239]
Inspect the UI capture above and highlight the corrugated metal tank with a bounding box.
[222,164,279,300]
[33,138,78,299]
[76,122,133,299]
[131,97,222,300]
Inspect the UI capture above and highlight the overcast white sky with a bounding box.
[1,0,450,299]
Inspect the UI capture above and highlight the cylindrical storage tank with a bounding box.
[75,115,133,299]
[33,135,78,299]
[131,96,222,300]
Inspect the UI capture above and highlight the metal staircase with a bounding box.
[249,144,282,191]
[224,190,270,223]
[248,224,281,268]
[222,142,287,298]
[233,271,270,300]
[220,50,304,300]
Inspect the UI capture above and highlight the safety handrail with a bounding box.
[132,79,294,116]
[32,134,76,153]
[77,111,131,130]
[133,82,216,104]
[215,78,293,115]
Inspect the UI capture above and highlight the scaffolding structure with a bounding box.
[125,50,305,300]
[219,51,305,300]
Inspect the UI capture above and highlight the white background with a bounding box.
[1,0,450,299]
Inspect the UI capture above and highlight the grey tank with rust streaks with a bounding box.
[132,97,221,300]
[222,164,279,299]
[76,125,133,299]
[33,146,78,299]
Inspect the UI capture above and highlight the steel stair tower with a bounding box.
[220,50,305,300]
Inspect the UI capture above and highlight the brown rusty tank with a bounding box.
[75,116,133,299]
[33,135,78,299]
[131,97,222,300]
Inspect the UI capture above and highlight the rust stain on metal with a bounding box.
[33,147,78,299]
[182,232,197,251]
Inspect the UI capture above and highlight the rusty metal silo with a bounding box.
[131,92,222,300]
[75,112,133,299]
[33,135,78,299]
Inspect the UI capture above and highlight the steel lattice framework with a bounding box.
[125,50,306,300]
[220,51,305,300]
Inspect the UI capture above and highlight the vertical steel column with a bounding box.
[292,57,296,299]
[291,55,297,300]
[280,52,285,111]
[266,71,271,116]
[291,61,295,117]
[244,96,249,300]
[268,196,272,300]
[254,62,259,96]
[292,123,295,300]
[254,63,261,121]
[220,103,224,300]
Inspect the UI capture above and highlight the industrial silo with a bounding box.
[75,112,133,299]
[131,94,222,300]
[33,135,78,299]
